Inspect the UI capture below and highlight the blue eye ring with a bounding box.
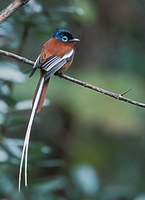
[62,36,68,42]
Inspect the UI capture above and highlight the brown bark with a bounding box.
[0,0,30,24]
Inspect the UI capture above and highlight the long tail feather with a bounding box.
[32,78,49,113]
[18,76,45,191]
[36,79,49,113]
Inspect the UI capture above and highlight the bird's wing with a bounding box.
[40,49,74,81]
[29,49,74,80]
[29,54,57,77]
[29,54,41,77]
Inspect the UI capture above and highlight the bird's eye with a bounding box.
[62,36,68,42]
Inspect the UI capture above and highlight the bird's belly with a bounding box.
[60,59,73,72]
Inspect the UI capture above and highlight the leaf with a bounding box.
[0,62,26,83]
[0,147,8,162]
[15,99,50,111]
[29,143,51,160]
[71,163,100,196]
[0,100,9,124]
[33,177,67,193]
[37,159,63,168]
[0,100,9,114]
[3,138,22,158]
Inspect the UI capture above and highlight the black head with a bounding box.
[53,28,80,42]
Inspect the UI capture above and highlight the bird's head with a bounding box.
[53,28,80,43]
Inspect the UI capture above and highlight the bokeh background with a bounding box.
[1,0,145,199]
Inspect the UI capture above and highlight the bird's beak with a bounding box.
[69,38,80,42]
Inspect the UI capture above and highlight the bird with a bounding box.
[18,28,80,191]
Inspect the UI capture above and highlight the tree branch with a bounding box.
[0,0,30,24]
[0,49,145,108]
[0,49,33,65]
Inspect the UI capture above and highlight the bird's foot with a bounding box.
[55,71,63,78]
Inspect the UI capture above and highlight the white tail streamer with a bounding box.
[18,77,45,191]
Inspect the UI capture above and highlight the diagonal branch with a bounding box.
[0,49,145,108]
[0,0,30,24]
[0,49,33,65]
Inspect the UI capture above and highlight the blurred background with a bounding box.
[0,0,145,199]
